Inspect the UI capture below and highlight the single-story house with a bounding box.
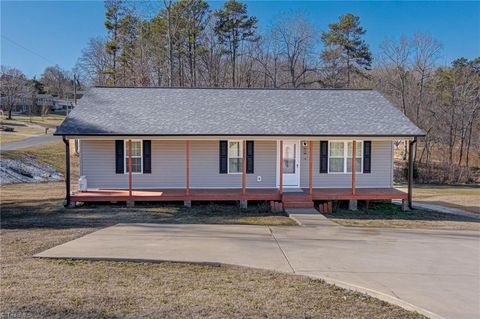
[55,87,424,210]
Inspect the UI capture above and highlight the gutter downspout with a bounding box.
[408,137,417,210]
[63,136,71,207]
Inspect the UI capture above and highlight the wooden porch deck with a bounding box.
[70,188,407,203]
[310,188,408,200]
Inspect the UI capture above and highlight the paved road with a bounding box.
[0,134,61,151]
[36,222,480,319]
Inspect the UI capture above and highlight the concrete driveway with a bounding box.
[36,223,480,319]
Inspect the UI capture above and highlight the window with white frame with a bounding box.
[328,141,362,173]
[228,140,243,174]
[124,140,142,173]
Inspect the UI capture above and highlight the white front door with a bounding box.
[278,141,300,188]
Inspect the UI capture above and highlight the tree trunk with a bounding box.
[416,72,425,124]
[273,58,278,88]
[346,54,351,87]
[232,48,236,87]
[465,121,473,168]
[165,0,174,87]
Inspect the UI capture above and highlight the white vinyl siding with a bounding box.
[301,140,393,188]
[79,139,393,190]
[80,140,276,189]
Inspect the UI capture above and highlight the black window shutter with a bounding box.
[246,141,254,174]
[219,140,228,174]
[143,140,152,174]
[363,141,372,173]
[115,140,124,174]
[320,141,328,173]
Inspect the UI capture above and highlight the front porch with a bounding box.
[63,137,415,210]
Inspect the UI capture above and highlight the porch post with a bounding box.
[128,139,132,198]
[352,140,356,195]
[185,140,190,196]
[408,137,417,210]
[63,137,71,207]
[279,140,283,195]
[242,140,246,195]
[309,141,313,195]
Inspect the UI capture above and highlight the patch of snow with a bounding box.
[0,156,63,185]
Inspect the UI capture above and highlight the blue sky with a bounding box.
[1,0,479,78]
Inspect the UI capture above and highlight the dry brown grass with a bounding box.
[2,114,65,127]
[0,185,426,319]
[397,185,480,214]
[0,182,295,227]
[327,202,480,231]
[0,229,425,319]
[0,133,27,144]
[1,130,46,144]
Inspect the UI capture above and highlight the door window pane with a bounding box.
[283,144,296,174]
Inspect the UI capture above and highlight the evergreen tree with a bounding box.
[176,0,209,86]
[321,13,372,87]
[214,0,257,87]
[104,0,126,85]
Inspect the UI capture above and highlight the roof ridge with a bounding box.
[92,86,374,91]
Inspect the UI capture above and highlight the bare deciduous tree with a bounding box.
[0,66,32,120]
[76,37,111,86]
[272,13,316,88]
[41,65,72,99]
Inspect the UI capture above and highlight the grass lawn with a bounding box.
[327,202,480,230]
[397,185,480,214]
[1,118,53,144]
[1,114,65,127]
[0,133,28,144]
[1,183,426,319]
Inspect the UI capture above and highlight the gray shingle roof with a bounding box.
[56,87,424,136]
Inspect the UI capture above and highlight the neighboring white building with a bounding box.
[52,98,74,113]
